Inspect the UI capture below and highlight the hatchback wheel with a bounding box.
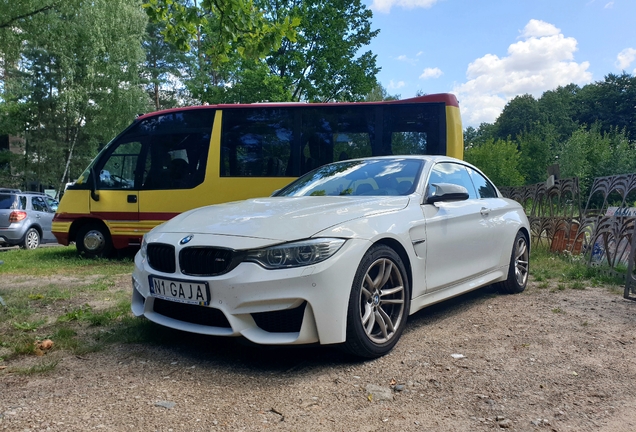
[343,244,410,358]
[21,228,40,250]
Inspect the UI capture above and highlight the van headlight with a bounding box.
[245,238,345,269]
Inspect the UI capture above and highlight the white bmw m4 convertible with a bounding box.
[132,156,530,358]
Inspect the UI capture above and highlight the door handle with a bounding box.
[480,207,490,216]
[127,195,138,203]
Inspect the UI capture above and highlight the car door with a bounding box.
[422,162,500,292]
[31,196,55,242]
[90,139,142,238]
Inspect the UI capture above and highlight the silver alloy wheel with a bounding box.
[514,235,529,286]
[358,257,406,344]
[25,229,39,249]
[84,229,106,252]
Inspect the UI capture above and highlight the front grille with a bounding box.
[153,298,231,328]
[147,243,176,273]
[179,247,240,276]
[252,302,307,333]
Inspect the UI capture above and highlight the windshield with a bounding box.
[274,158,424,197]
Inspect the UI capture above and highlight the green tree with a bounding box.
[574,73,636,141]
[557,124,636,193]
[2,0,151,192]
[364,83,399,101]
[537,84,579,141]
[464,122,497,149]
[142,21,193,110]
[264,0,379,102]
[143,0,299,64]
[517,123,558,184]
[464,138,525,187]
[493,94,541,140]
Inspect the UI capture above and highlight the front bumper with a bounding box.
[131,237,370,346]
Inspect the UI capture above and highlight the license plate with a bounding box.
[149,276,211,306]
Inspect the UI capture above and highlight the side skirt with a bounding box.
[409,268,507,315]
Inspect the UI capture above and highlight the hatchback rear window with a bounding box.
[0,194,25,210]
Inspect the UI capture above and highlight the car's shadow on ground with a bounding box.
[135,284,502,373]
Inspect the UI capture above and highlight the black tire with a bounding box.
[76,223,113,258]
[21,227,40,250]
[497,231,529,294]
[343,244,410,358]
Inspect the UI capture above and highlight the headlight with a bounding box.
[140,235,148,259]
[245,238,345,269]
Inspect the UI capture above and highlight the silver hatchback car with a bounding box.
[0,191,58,249]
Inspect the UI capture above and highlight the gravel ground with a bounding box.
[1,279,636,431]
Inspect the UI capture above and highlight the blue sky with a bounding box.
[363,0,636,127]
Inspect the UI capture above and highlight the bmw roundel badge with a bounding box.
[180,235,194,245]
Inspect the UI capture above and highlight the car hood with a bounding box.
[157,196,410,242]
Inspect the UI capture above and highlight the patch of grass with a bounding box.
[570,281,586,290]
[12,335,38,356]
[538,281,549,289]
[557,283,566,291]
[551,308,564,314]
[58,305,93,323]
[11,360,60,375]
[0,247,132,277]
[12,319,46,332]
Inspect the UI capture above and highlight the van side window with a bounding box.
[383,103,446,156]
[301,106,374,174]
[221,108,293,177]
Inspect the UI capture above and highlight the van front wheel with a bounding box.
[76,223,112,258]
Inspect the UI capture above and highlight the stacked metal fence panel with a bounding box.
[500,174,636,299]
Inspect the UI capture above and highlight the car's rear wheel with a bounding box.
[21,228,40,250]
[497,231,529,294]
[76,223,112,258]
[343,244,410,358]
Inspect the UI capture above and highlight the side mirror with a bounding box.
[426,183,469,204]
[90,167,100,201]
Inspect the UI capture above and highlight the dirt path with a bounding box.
[2,281,636,431]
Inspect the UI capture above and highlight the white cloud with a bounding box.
[419,67,443,79]
[519,19,560,38]
[453,19,592,127]
[371,0,439,14]
[396,55,417,65]
[605,2,614,8]
[616,48,636,72]
[387,80,406,90]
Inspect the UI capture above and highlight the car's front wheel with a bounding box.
[343,244,410,358]
[21,228,40,249]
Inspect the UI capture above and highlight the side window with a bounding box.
[429,162,477,199]
[45,197,59,212]
[383,103,446,156]
[99,110,214,190]
[467,167,498,198]
[31,196,48,212]
[99,141,141,189]
[301,106,374,174]
[221,108,292,177]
